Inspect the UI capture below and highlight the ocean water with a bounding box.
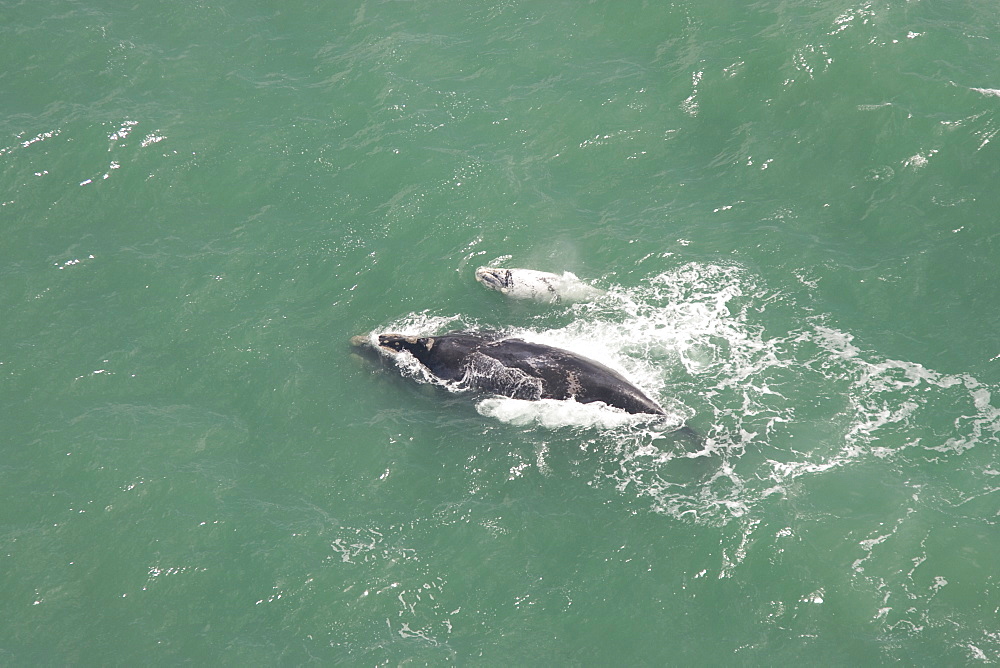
[3,0,1000,664]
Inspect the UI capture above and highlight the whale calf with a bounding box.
[475,267,604,303]
[368,330,665,415]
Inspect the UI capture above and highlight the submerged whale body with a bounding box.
[373,331,666,416]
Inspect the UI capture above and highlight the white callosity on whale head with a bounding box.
[474,266,605,303]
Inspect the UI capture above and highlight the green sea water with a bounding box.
[3,0,1000,664]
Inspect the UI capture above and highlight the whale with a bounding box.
[366,330,666,415]
[475,267,604,303]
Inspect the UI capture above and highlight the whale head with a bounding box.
[378,333,435,358]
[377,332,488,382]
[475,267,513,294]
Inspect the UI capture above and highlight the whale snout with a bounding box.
[475,267,510,292]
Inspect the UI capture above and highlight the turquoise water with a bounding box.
[3,0,1000,664]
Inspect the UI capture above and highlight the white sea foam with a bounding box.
[475,397,655,431]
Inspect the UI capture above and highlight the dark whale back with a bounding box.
[477,338,665,414]
[378,331,665,415]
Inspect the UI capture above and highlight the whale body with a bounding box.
[475,267,604,303]
[372,331,665,415]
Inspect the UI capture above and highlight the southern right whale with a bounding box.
[368,330,666,416]
[475,267,604,303]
